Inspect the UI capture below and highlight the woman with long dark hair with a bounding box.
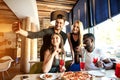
[42,33,66,73]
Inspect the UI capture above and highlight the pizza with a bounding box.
[61,71,92,80]
[43,74,52,79]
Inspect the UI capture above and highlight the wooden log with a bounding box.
[20,17,31,73]
[30,23,38,66]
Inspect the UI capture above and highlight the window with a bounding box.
[93,14,120,59]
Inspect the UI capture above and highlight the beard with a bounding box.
[84,46,94,52]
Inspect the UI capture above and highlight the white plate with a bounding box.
[88,70,105,77]
[101,77,117,80]
[40,73,59,80]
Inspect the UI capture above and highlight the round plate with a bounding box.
[40,73,59,80]
[88,70,105,77]
[101,77,117,80]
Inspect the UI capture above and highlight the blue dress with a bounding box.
[69,63,80,71]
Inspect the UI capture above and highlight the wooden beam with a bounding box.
[36,0,77,5]
[0,19,19,24]
[0,15,18,20]
[0,10,16,15]
[37,3,72,10]
[0,2,9,9]
[38,11,50,16]
[37,6,70,13]
[0,0,4,2]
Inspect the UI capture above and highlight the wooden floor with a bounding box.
[0,63,23,80]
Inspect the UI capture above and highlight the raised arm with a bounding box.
[12,22,28,37]
[12,22,50,39]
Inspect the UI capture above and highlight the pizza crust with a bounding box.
[61,71,92,80]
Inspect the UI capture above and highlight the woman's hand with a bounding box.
[54,48,62,55]
[75,46,83,53]
[60,65,66,72]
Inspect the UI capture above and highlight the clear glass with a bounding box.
[79,47,86,71]
[115,62,120,78]
[59,52,65,72]
[80,58,85,71]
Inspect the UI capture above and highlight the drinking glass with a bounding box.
[93,57,98,64]
[80,58,85,71]
[115,62,120,78]
[79,47,86,71]
[59,52,65,72]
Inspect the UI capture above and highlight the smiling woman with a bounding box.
[42,33,66,73]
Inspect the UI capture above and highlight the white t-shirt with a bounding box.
[85,48,107,70]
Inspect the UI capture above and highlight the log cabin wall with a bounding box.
[0,32,16,60]
[0,23,20,62]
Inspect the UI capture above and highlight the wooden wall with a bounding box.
[0,32,17,60]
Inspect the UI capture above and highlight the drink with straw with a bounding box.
[80,58,85,71]
[93,57,98,64]
[59,52,65,72]
[80,47,86,71]
[115,62,120,78]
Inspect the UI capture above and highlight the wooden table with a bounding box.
[12,70,118,80]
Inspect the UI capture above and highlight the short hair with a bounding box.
[56,14,66,21]
[83,33,95,41]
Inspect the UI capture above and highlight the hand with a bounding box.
[71,60,74,64]
[12,22,21,33]
[75,46,82,54]
[95,61,103,68]
[59,65,66,72]
[53,48,61,55]
[56,48,62,53]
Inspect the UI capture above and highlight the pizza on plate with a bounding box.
[43,73,52,79]
[61,71,92,80]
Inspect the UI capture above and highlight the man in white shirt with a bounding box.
[83,33,113,70]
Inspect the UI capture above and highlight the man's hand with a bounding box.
[95,61,103,68]
[12,22,21,33]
